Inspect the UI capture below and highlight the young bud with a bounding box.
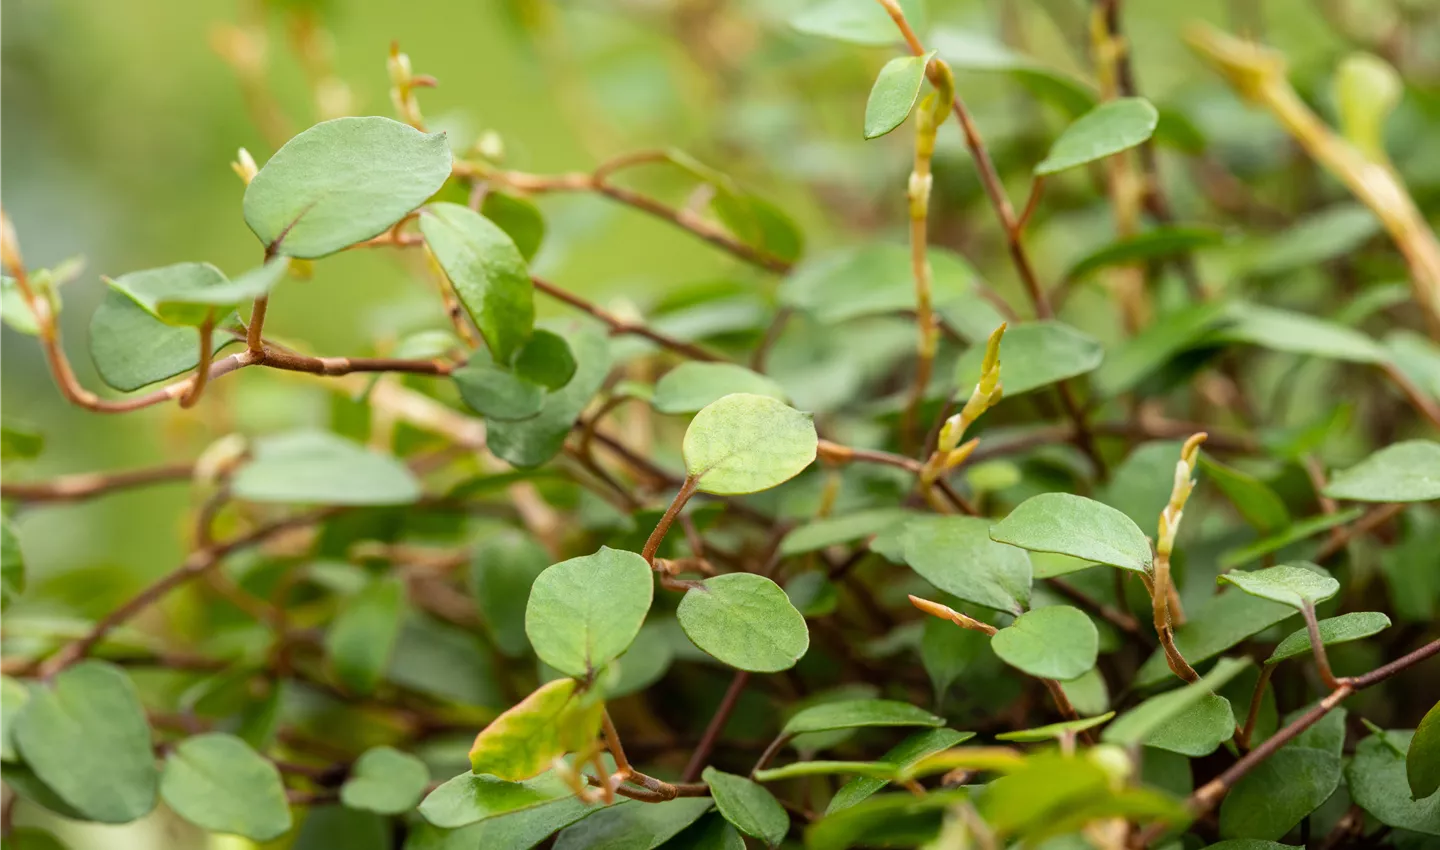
[231,148,259,185]
[0,208,22,273]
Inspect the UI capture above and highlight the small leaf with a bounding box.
[678,813,747,850]
[1268,611,1391,664]
[417,770,570,828]
[826,729,972,813]
[489,325,611,468]
[233,430,421,505]
[1035,97,1159,175]
[1,418,44,462]
[1324,440,1440,503]
[898,516,1032,614]
[1200,455,1291,535]
[511,329,576,391]
[452,362,546,421]
[1,674,30,761]
[524,546,654,679]
[1103,656,1252,746]
[481,191,545,261]
[3,828,68,850]
[789,0,926,46]
[1347,730,1440,834]
[420,201,535,364]
[921,616,988,701]
[468,531,550,657]
[991,492,1153,573]
[1218,563,1340,610]
[107,259,288,327]
[553,798,715,850]
[996,713,1115,743]
[782,699,944,737]
[1212,302,1388,364]
[244,116,451,258]
[1093,301,1231,397]
[467,678,603,780]
[13,660,158,823]
[1219,509,1363,571]
[88,288,238,392]
[1065,226,1226,282]
[1411,702,1440,801]
[466,795,621,847]
[326,576,406,695]
[683,393,817,495]
[703,768,789,847]
[1244,204,1380,277]
[341,746,430,815]
[991,605,1098,681]
[677,573,809,673]
[1143,694,1235,757]
[952,321,1104,398]
[864,51,936,139]
[2,516,23,612]
[653,362,788,415]
[161,733,292,841]
[780,245,983,326]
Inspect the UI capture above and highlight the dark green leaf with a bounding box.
[161,733,292,840]
[469,531,550,657]
[326,576,405,695]
[465,795,617,849]
[1136,591,1297,687]
[1,674,29,761]
[703,767,789,846]
[107,260,287,327]
[1324,440,1440,503]
[807,789,970,850]
[1093,301,1231,397]
[991,493,1153,573]
[420,201,535,364]
[783,699,943,737]
[88,288,238,392]
[1219,709,1345,840]
[1143,694,1235,756]
[1103,657,1251,745]
[1411,702,1440,801]
[996,713,1114,742]
[825,729,972,814]
[991,605,1098,680]
[899,515,1032,614]
[1219,509,1363,571]
[863,51,936,140]
[953,321,1103,399]
[677,573,809,672]
[1200,455,1290,534]
[2,516,23,612]
[233,430,422,505]
[341,746,430,814]
[481,191,545,261]
[1,418,44,461]
[489,326,610,468]
[1218,563,1340,610]
[1267,611,1390,664]
[1035,98,1158,175]
[653,362,787,415]
[525,546,653,678]
[921,616,988,700]
[511,329,576,391]
[553,797,714,850]
[1347,730,1440,834]
[1066,227,1226,282]
[683,394,817,495]
[452,363,546,421]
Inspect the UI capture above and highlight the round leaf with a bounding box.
[1267,611,1390,664]
[452,363,546,421]
[702,768,789,847]
[1218,564,1340,611]
[653,362,787,415]
[88,288,238,392]
[1035,97,1159,175]
[990,493,1154,573]
[1324,440,1440,503]
[469,531,551,657]
[341,746,430,815]
[782,699,943,737]
[682,393,817,495]
[990,605,1098,680]
[232,430,422,506]
[677,573,809,673]
[524,546,654,678]
[420,201,535,364]
[898,515,1032,615]
[864,51,936,140]
[244,116,451,258]
[488,325,611,468]
[512,329,576,390]
[161,733,292,841]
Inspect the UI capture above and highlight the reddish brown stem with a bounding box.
[682,670,751,782]
[642,477,699,565]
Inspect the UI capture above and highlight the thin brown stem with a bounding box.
[642,477,700,565]
[179,317,217,408]
[247,297,268,354]
[1237,662,1273,750]
[531,276,724,362]
[682,670,750,782]
[1301,603,1341,689]
[751,733,794,778]
[1,463,195,503]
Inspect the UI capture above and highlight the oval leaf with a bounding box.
[1,517,23,613]
[341,746,430,815]
[244,116,451,258]
[488,325,611,468]
[702,767,789,847]
[826,729,972,814]
[1218,563,1340,611]
[161,733,292,841]
[991,605,1098,680]
[524,546,654,679]
[991,492,1154,573]
[420,201,535,363]
[1267,611,1390,664]
[783,699,943,737]
[232,430,422,506]
[1347,730,1440,834]
[468,679,603,780]
[864,52,936,140]
[653,362,787,415]
[1324,440,1440,503]
[1143,694,1235,757]
[897,515,1032,615]
[107,260,288,327]
[325,576,406,695]
[512,329,576,391]
[452,362,546,421]
[1035,97,1159,175]
[418,770,570,828]
[953,320,1104,398]
[683,393,817,495]
[677,573,809,673]
[88,288,238,392]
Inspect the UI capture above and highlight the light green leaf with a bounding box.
[341,746,430,815]
[899,515,1032,614]
[779,245,982,326]
[1103,656,1252,745]
[807,789,970,850]
[326,576,406,695]
[1,674,29,761]
[1324,440,1440,503]
[1,418,44,462]
[1219,509,1363,570]
[13,660,158,823]
[161,733,292,841]
[511,329,576,391]
[781,509,914,557]
[1411,702,1440,801]
[469,531,550,657]
[233,430,421,505]
[677,573,809,673]
[1143,694,1235,757]
[465,794,619,849]
[1385,330,1440,402]
[1065,227,1226,282]
[703,768,789,846]
[1243,204,1380,277]
[244,116,451,259]
[489,325,610,468]
[1060,666,1111,717]
[990,493,1153,573]
[107,260,288,327]
[931,29,1097,118]
[553,797,715,850]
[481,191,545,261]
[789,0,925,46]
[1136,590,1297,687]
[0,275,42,336]
[1035,97,1158,175]
[452,363,545,421]
[1200,455,1290,534]
[996,713,1114,743]
[683,393,817,495]
[418,771,570,829]
[525,546,654,679]
[953,320,1103,399]
[653,362,787,415]
[420,201,535,364]
[467,678,603,780]
[991,605,1098,681]
[783,699,943,737]
[2,516,23,612]
[88,288,239,392]
[1347,730,1440,834]
[1267,611,1391,664]
[1093,301,1231,397]
[1218,563,1340,610]
[1212,303,1388,364]
[864,51,936,140]
[713,191,804,265]
[826,729,972,814]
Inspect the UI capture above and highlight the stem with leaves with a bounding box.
[1151,434,1205,682]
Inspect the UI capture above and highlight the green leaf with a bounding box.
[676,813,747,850]
[864,51,936,140]
[781,509,914,557]
[991,605,1098,681]
[1,418,44,462]
[780,245,983,326]
[677,573,809,673]
[3,827,69,850]
[789,0,925,45]
[991,493,1153,573]
[2,516,23,612]
[1411,702,1440,801]
[1386,330,1440,402]
[88,288,238,392]
[1136,590,1297,687]
[683,394,817,495]
[898,515,1032,614]
[1219,509,1363,571]
[1212,303,1388,364]
[653,362,788,415]
[931,29,1097,118]
[465,794,619,848]
[161,733,292,841]
[525,546,653,679]
[996,713,1114,743]
[0,275,42,336]
[953,320,1103,399]
[1060,667,1111,717]
[1065,227,1226,282]
[1035,97,1158,175]
[713,191,804,265]
[782,699,944,737]
[2,764,85,820]
[1267,611,1390,664]
[1243,204,1380,277]
[553,797,715,850]
[1220,749,1342,840]
[1199,455,1290,534]
[1143,694,1235,757]
[292,807,387,850]
[326,576,406,695]
[1334,53,1402,163]
[1347,730,1440,834]
[1093,301,1231,397]
[244,116,451,258]
[702,768,789,847]
[807,789,970,850]
[13,660,158,823]
[481,191,545,261]
[825,729,972,814]
[469,531,550,658]
[921,616,988,700]
[341,746,430,815]
[1,674,30,761]
[420,201,535,364]
[489,325,611,468]
[233,430,422,505]
[511,329,576,391]
[1324,440,1440,503]
[1218,563,1340,610]
[106,260,288,327]
[468,678,603,780]
[452,363,546,421]
[1103,656,1252,745]
[418,771,570,829]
